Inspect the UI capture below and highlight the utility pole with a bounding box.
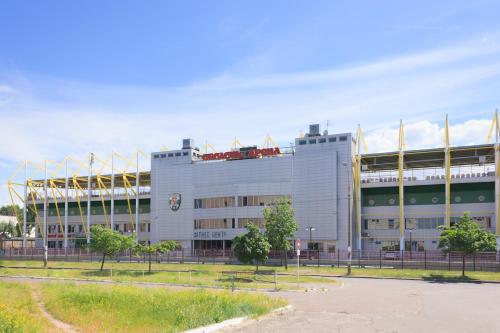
[343,161,352,275]
[87,153,94,250]
[43,160,48,267]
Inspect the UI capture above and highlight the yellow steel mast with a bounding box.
[398,120,405,251]
[444,115,451,227]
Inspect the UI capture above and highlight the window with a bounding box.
[182,152,188,156]
[168,153,174,157]
[339,136,347,141]
[318,138,326,143]
[175,152,181,157]
[381,241,400,251]
[160,154,166,158]
[364,218,400,230]
[194,218,230,229]
[238,218,265,228]
[237,195,291,207]
[309,139,316,144]
[329,137,336,142]
[153,154,160,158]
[194,196,235,209]
[299,140,307,145]
[406,217,444,229]
[139,223,150,232]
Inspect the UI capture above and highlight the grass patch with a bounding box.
[39,282,286,332]
[0,281,61,333]
[3,259,499,284]
[0,260,336,289]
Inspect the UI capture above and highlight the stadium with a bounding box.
[4,115,500,254]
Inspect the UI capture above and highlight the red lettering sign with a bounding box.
[202,147,281,161]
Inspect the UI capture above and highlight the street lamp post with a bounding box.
[409,229,413,259]
[305,226,316,250]
[305,226,316,260]
[343,161,352,275]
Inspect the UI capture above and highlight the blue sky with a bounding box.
[1,0,500,204]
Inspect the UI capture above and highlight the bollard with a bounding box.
[274,270,278,291]
[379,250,382,269]
[424,250,427,270]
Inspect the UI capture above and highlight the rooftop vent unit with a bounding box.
[308,124,320,136]
[183,138,194,149]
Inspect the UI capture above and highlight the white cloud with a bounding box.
[363,119,493,153]
[1,35,500,205]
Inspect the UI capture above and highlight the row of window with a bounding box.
[364,216,492,230]
[298,136,347,145]
[43,223,151,234]
[153,150,202,159]
[193,218,265,229]
[194,195,290,209]
[194,197,236,209]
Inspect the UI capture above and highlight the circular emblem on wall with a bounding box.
[169,193,182,211]
[410,197,417,204]
[478,195,485,202]
[388,198,395,205]
[368,199,375,206]
[454,196,462,203]
[431,197,439,204]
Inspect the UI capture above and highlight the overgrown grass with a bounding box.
[39,282,286,333]
[0,281,61,333]
[0,260,336,289]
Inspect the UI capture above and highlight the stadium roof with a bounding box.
[361,144,495,172]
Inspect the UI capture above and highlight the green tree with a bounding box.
[136,240,178,273]
[233,223,271,271]
[264,198,298,270]
[0,204,22,223]
[438,212,497,276]
[0,221,18,238]
[89,225,135,271]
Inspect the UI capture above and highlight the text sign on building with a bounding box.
[202,147,281,161]
[193,231,227,239]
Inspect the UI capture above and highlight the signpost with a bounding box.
[296,239,301,283]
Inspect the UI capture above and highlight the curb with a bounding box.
[183,305,293,333]
[329,274,500,284]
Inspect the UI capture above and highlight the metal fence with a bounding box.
[2,248,500,273]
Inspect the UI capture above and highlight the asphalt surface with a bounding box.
[221,277,500,333]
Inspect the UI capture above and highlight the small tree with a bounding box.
[264,198,298,270]
[89,225,135,271]
[233,223,271,271]
[137,240,178,273]
[439,212,497,276]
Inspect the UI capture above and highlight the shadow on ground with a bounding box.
[422,274,483,284]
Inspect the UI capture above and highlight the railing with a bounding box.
[361,164,495,184]
[2,248,500,273]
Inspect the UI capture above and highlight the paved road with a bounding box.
[222,277,500,333]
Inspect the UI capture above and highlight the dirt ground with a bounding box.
[222,277,500,333]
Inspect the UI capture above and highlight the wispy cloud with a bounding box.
[0,35,500,204]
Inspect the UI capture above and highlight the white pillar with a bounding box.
[111,152,115,231]
[64,158,69,250]
[23,160,28,250]
[87,153,93,247]
[43,160,48,250]
[135,150,140,243]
